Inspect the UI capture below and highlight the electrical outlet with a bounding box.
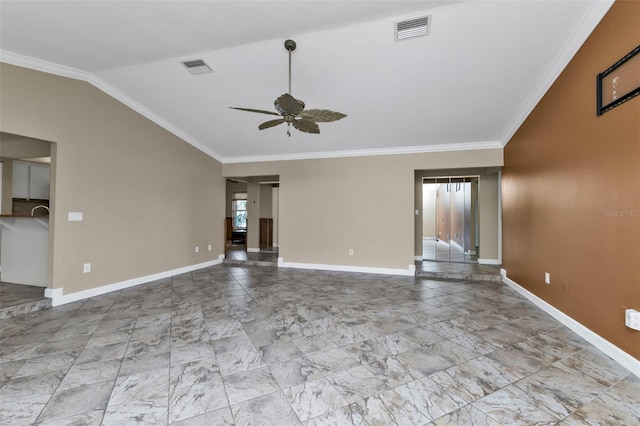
[195,246,199,253]
[208,245,212,251]
[545,272,550,284]
[83,263,91,273]
[625,309,640,331]
[348,249,354,256]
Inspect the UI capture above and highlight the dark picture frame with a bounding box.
[596,44,640,116]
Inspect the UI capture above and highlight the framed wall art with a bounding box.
[596,44,640,116]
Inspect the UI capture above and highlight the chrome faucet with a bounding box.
[31,205,50,216]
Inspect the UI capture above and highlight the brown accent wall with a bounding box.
[502,1,640,358]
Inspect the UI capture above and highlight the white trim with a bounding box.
[44,287,63,299]
[502,269,639,378]
[414,256,423,261]
[0,50,224,163]
[500,1,614,146]
[48,257,224,306]
[497,170,503,264]
[478,258,501,265]
[87,75,224,162]
[222,141,503,164]
[0,50,90,81]
[278,258,415,276]
[247,247,260,253]
[1,50,504,165]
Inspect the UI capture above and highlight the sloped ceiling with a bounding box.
[0,1,613,163]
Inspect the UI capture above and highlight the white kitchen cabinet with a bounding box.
[11,161,50,200]
[29,164,50,199]
[12,161,30,199]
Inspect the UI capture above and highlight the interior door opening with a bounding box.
[225,176,279,258]
[422,176,478,263]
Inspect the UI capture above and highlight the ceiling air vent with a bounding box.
[182,59,212,74]
[394,15,431,41]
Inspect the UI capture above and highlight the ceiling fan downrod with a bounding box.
[284,39,296,95]
[284,39,296,136]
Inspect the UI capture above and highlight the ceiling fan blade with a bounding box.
[258,119,285,130]
[274,93,305,115]
[230,107,280,116]
[292,118,320,134]
[299,109,347,123]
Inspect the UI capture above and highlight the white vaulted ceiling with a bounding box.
[0,1,613,162]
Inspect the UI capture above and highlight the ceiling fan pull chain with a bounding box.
[287,123,291,137]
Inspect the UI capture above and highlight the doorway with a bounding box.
[422,176,478,263]
[224,176,280,263]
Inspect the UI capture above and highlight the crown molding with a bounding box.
[0,50,90,81]
[1,51,502,165]
[86,75,224,162]
[500,0,615,147]
[221,141,503,164]
[1,50,225,163]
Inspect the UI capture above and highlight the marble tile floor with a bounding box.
[415,261,503,282]
[0,282,50,319]
[0,265,638,425]
[224,247,279,266]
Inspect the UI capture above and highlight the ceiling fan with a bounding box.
[230,39,347,137]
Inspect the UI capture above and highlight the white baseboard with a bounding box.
[278,258,415,276]
[47,255,225,307]
[247,247,260,253]
[501,269,639,378]
[44,287,63,299]
[478,258,501,265]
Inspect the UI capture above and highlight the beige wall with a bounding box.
[0,63,225,296]
[478,173,499,260]
[246,180,260,250]
[224,149,502,270]
[502,1,640,358]
[260,184,273,219]
[1,133,52,159]
[0,159,13,215]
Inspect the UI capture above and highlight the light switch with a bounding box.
[68,212,83,221]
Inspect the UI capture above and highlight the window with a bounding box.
[232,193,247,229]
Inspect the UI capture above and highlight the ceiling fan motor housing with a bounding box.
[284,39,296,51]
